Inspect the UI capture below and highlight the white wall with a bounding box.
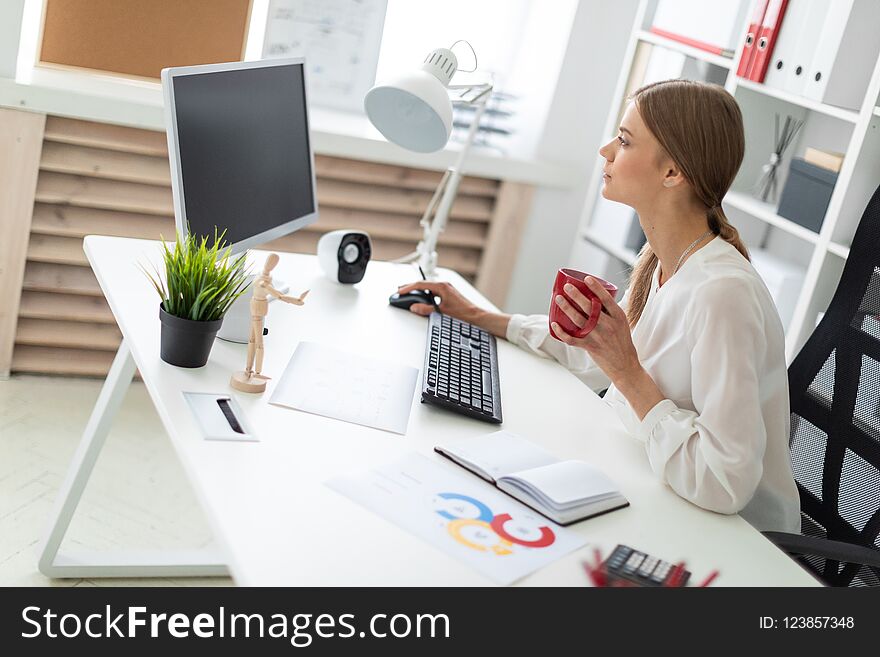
[503,0,639,314]
[0,0,26,78]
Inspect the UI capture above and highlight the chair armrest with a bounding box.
[764,531,880,569]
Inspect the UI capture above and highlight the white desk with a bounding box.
[40,236,818,586]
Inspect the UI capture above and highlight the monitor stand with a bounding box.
[216,275,289,344]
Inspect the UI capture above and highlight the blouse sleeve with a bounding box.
[634,277,770,515]
[504,289,630,393]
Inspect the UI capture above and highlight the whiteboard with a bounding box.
[262,0,388,112]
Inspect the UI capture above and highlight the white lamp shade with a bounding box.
[364,70,453,153]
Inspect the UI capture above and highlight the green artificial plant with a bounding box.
[144,229,251,322]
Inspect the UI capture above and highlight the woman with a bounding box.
[398,80,801,534]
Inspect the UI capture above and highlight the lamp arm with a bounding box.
[392,169,451,265]
[419,88,492,278]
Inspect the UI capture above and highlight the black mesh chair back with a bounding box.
[787,183,880,586]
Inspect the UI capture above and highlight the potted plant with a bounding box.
[144,230,250,368]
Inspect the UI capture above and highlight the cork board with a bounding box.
[39,0,253,80]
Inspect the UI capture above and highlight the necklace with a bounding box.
[658,230,714,291]
[672,229,714,276]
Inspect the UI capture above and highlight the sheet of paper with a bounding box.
[269,342,419,435]
[263,0,388,112]
[326,453,589,585]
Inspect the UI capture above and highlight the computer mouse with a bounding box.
[388,289,438,310]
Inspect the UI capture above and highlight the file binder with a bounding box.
[803,0,880,110]
[748,0,790,83]
[736,0,769,78]
[762,0,807,91]
[780,0,831,95]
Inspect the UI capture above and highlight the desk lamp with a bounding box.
[364,42,492,279]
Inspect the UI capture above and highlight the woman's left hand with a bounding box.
[551,277,643,384]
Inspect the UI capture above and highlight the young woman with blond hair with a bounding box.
[398,79,801,533]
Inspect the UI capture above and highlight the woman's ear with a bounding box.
[662,165,686,189]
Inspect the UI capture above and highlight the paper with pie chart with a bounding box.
[325,453,589,585]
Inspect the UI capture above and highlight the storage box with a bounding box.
[777,158,839,233]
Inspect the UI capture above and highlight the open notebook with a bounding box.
[435,431,629,525]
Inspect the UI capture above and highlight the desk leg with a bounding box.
[37,340,229,579]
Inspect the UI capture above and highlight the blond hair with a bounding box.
[625,80,749,328]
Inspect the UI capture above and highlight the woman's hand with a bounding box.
[396,281,512,338]
[550,276,642,383]
[396,281,479,320]
[552,276,664,420]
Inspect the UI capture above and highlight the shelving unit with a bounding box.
[734,78,861,123]
[723,191,820,245]
[826,242,851,259]
[572,0,880,362]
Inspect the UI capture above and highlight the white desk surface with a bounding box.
[84,236,818,586]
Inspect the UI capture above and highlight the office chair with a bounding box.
[763,183,880,587]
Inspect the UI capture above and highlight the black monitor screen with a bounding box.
[171,63,315,248]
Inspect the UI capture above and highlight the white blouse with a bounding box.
[506,237,801,533]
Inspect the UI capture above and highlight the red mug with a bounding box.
[549,268,618,340]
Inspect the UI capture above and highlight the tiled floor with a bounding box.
[0,374,233,586]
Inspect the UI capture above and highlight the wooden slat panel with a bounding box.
[314,155,498,198]
[30,217,481,274]
[11,345,115,377]
[40,141,171,186]
[14,115,514,377]
[313,207,486,249]
[43,116,168,157]
[35,171,174,216]
[42,118,498,198]
[0,108,46,378]
[265,231,480,276]
[37,143,497,200]
[26,234,87,266]
[18,291,114,324]
[435,248,481,277]
[30,203,175,239]
[30,202,485,249]
[317,179,492,223]
[15,318,121,351]
[35,171,491,223]
[22,262,102,297]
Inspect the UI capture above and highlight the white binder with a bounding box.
[803,0,880,110]
[762,0,809,92]
[780,0,831,96]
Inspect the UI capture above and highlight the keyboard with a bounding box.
[421,312,502,424]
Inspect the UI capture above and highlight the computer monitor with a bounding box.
[161,58,319,254]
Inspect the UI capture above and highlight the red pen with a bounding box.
[699,570,720,587]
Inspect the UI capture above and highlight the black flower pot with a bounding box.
[159,304,223,368]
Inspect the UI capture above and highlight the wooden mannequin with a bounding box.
[230,253,309,393]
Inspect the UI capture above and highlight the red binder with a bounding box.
[736,0,769,78]
[748,0,790,82]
